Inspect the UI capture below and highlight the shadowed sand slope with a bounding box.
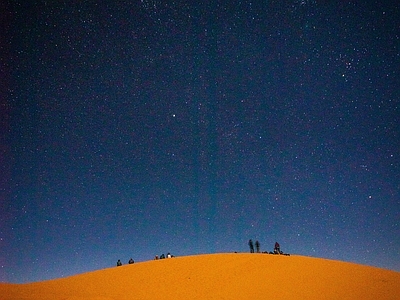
[1,253,400,300]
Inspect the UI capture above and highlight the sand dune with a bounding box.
[1,253,400,299]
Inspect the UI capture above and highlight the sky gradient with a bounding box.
[2,0,400,283]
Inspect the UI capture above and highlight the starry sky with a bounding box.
[2,0,399,283]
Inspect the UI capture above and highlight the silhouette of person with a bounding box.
[255,240,260,253]
[128,258,134,264]
[167,252,171,258]
[274,242,280,254]
[160,254,165,259]
[249,239,254,253]
[155,255,159,260]
[117,259,122,266]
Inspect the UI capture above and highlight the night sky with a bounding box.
[2,1,399,283]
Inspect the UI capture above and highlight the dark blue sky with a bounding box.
[2,0,399,283]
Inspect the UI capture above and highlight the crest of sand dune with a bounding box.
[1,253,400,300]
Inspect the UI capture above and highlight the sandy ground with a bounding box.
[1,253,400,300]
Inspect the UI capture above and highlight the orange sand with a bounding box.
[1,253,400,299]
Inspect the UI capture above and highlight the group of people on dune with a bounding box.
[116,258,135,266]
[154,252,174,260]
[117,241,288,266]
[248,239,288,255]
[117,252,175,266]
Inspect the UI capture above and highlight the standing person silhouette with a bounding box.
[274,242,280,254]
[248,239,254,253]
[255,240,260,253]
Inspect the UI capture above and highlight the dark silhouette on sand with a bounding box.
[248,239,254,253]
[255,240,260,253]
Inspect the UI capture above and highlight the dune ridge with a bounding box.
[1,253,400,299]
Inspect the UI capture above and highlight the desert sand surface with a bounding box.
[1,253,400,300]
